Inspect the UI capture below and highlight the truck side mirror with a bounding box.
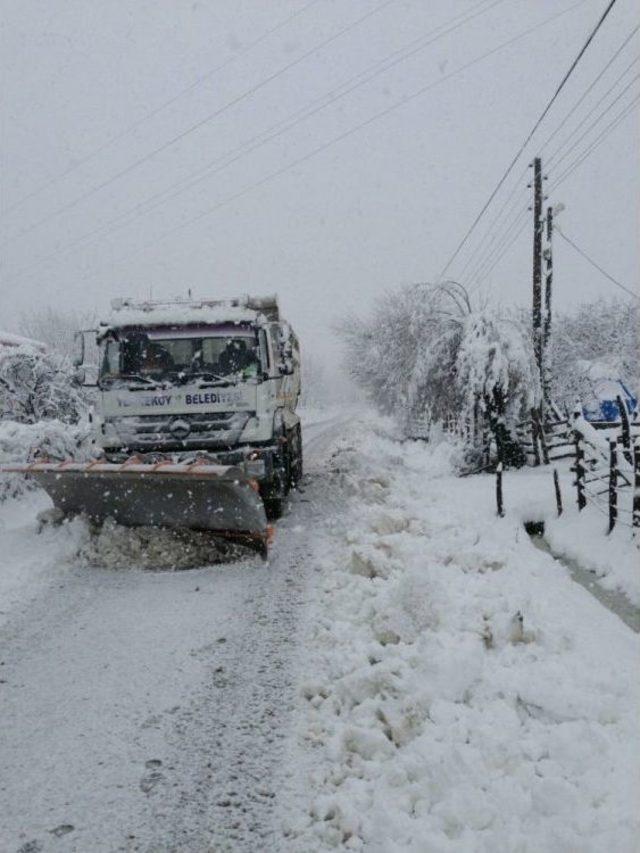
[278,359,294,376]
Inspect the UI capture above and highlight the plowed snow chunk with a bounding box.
[76,518,251,569]
[343,726,396,760]
[369,512,410,535]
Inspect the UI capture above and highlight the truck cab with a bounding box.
[77,295,302,517]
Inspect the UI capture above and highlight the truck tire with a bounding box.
[289,424,302,489]
[261,439,289,520]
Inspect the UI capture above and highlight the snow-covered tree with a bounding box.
[550,298,639,412]
[0,344,87,424]
[338,282,538,465]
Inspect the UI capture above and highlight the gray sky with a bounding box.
[1,0,638,365]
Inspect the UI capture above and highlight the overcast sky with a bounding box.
[1,0,638,365]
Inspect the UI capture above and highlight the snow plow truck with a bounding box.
[2,295,302,556]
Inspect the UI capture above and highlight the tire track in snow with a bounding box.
[0,413,352,853]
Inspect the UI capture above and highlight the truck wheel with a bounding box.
[263,495,284,520]
[261,442,289,520]
[289,424,303,487]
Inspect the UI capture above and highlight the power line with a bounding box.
[550,92,639,188]
[469,88,639,289]
[546,69,640,168]
[460,26,639,285]
[4,0,505,282]
[555,226,639,299]
[464,203,530,288]
[1,0,325,219]
[2,0,395,246]
[3,0,588,292]
[456,173,528,282]
[537,24,638,154]
[437,0,619,282]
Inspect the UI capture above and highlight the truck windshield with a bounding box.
[100,327,260,383]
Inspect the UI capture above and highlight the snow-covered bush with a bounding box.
[550,298,639,412]
[337,283,538,465]
[0,344,87,425]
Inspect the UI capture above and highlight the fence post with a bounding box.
[496,462,504,517]
[530,409,541,467]
[617,394,631,463]
[574,431,586,511]
[633,437,640,534]
[553,467,563,517]
[608,438,618,534]
[536,407,549,465]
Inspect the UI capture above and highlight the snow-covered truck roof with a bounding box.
[100,296,280,335]
[0,331,47,352]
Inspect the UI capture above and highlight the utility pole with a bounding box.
[542,205,553,406]
[531,157,543,386]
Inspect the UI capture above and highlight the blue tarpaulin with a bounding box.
[582,378,637,423]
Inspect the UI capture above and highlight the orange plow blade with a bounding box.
[0,459,270,555]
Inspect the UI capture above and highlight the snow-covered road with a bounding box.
[0,412,351,853]
[2,411,638,852]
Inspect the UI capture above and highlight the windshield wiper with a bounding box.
[187,370,234,387]
[119,374,159,389]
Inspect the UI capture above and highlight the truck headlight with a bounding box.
[244,458,266,478]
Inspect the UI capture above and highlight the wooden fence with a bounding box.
[496,404,640,536]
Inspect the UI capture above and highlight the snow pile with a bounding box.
[286,419,639,851]
[77,519,251,570]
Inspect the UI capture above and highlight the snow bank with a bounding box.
[285,418,639,851]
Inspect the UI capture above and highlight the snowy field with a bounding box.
[1,411,638,852]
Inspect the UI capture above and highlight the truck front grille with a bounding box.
[107,411,254,449]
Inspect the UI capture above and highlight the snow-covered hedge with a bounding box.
[0,343,88,424]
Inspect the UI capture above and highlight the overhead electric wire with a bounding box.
[3,0,506,283]
[463,203,530,288]
[437,0,620,282]
[536,24,638,154]
[545,69,640,168]
[471,95,639,292]
[106,0,504,228]
[2,0,395,246]
[460,26,639,286]
[549,92,639,187]
[463,32,640,288]
[2,0,588,292]
[1,0,324,219]
[456,171,529,282]
[555,226,639,299]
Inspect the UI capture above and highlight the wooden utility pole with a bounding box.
[542,205,553,405]
[531,158,544,382]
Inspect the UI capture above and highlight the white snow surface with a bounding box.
[282,417,639,851]
[0,410,638,851]
[0,331,47,350]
